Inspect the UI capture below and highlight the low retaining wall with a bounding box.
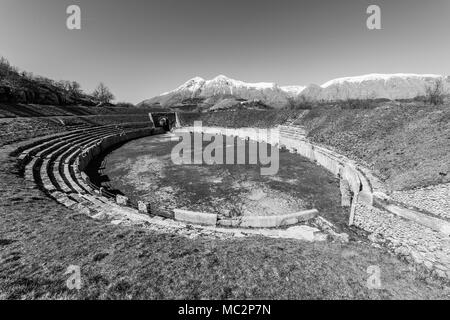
[239,209,318,228]
[173,209,318,228]
[77,128,155,172]
[174,209,218,226]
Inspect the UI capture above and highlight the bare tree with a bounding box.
[57,80,71,91]
[68,81,82,97]
[92,82,115,103]
[0,56,18,79]
[425,79,444,106]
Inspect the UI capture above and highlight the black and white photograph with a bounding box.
[0,0,449,306]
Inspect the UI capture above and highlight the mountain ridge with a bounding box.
[138,73,450,109]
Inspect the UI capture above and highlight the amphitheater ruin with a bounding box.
[6,110,449,282]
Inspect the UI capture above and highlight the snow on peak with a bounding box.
[161,76,205,95]
[317,73,448,100]
[189,76,206,82]
[205,75,277,90]
[321,73,443,88]
[154,72,449,107]
[280,85,307,96]
[211,74,230,81]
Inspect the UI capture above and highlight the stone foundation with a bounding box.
[391,183,450,220]
[354,202,450,279]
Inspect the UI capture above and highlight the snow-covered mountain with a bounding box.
[140,75,289,109]
[317,73,450,101]
[138,73,450,109]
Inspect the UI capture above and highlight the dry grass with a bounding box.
[299,102,450,190]
[0,104,449,299]
[1,139,449,300]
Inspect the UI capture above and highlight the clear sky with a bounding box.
[1,0,449,103]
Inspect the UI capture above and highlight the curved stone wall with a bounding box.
[77,129,318,228]
[77,128,154,172]
[177,125,449,231]
[174,125,450,279]
[176,125,375,213]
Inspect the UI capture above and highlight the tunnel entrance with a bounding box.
[159,117,171,131]
[150,112,177,132]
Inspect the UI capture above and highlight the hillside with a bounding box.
[0,112,449,299]
[0,57,99,106]
[298,102,450,191]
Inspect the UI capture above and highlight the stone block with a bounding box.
[240,209,318,228]
[358,190,373,205]
[138,201,150,214]
[116,194,129,206]
[174,209,217,226]
[339,179,352,207]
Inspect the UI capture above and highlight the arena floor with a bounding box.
[102,133,349,228]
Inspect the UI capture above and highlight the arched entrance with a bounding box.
[158,117,171,131]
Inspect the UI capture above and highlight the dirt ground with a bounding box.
[102,134,349,228]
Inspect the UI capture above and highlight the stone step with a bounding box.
[46,128,120,161]
[31,129,122,195]
[44,134,119,194]
[17,125,122,165]
[25,157,39,181]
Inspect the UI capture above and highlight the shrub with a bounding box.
[0,56,18,79]
[286,96,313,110]
[425,79,444,106]
[115,102,135,108]
[341,98,378,109]
[57,80,83,97]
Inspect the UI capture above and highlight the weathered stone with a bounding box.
[138,201,150,214]
[339,179,352,207]
[116,194,129,205]
[434,264,447,272]
[217,218,241,227]
[335,232,349,243]
[435,269,446,278]
[280,225,324,242]
[92,212,107,220]
[174,209,218,226]
[240,209,318,228]
[76,204,91,216]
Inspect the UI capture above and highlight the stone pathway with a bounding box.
[391,183,450,220]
